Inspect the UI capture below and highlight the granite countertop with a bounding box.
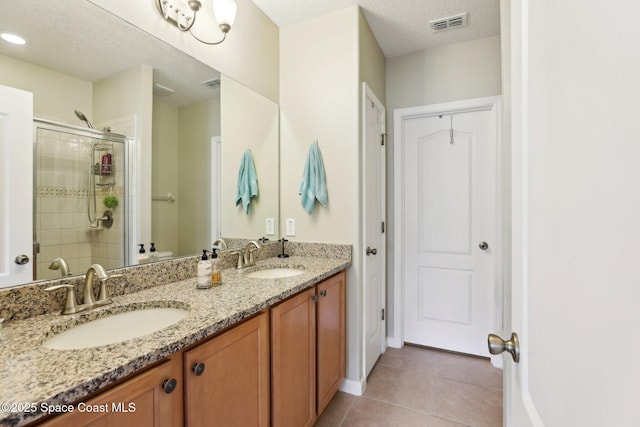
[0,256,350,426]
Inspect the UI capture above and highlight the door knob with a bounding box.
[366,247,377,256]
[479,242,489,251]
[487,332,520,363]
[14,254,29,265]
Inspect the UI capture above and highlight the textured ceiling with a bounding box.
[0,0,220,107]
[252,0,501,58]
[0,0,500,109]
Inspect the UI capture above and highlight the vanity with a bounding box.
[0,244,351,426]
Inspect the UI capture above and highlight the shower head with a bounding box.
[74,110,93,129]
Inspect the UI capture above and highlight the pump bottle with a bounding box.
[210,248,222,285]
[196,250,212,289]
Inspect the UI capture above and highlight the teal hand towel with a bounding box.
[236,149,259,214]
[299,142,328,214]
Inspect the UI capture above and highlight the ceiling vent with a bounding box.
[201,78,221,89]
[429,12,468,32]
[153,83,175,97]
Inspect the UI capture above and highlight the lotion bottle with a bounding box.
[196,250,212,289]
[210,248,221,285]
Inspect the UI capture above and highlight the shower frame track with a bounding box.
[32,118,130,278]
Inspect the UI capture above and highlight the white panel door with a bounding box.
[363,83,386,376]
[503,0,640,425]
[0,85,33,287]
[403,106,496,357]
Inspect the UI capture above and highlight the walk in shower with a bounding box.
[33,119,128,280]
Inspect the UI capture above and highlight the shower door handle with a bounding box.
[15,254,30,265]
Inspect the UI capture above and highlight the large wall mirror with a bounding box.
[0,0,279,287]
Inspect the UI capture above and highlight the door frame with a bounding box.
[361,82,387,377]
[391,96,504,365]
[211,135,221,243]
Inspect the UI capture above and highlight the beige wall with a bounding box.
[94,65,154,256]
[359,11,386,105]
[151,100,179,256]
[280,6,386,389]
[88,0,279,102]
[151,96,221,257]
[177,97,221,255]
[0,53,92,124]
[384,35,502,339]
[220,75,279,240]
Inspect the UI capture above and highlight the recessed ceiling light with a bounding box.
[1,33,26,45]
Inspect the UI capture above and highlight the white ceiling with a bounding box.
[251,0,501,58]
[0,0,500,110]
[0,0,220,107]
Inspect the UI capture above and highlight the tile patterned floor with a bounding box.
[316,345,503,427]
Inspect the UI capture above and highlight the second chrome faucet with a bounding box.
[45,263,123,315]
[231,240,261,269]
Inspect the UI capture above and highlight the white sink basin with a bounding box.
[43,307,189,350]
[247,268,305,279]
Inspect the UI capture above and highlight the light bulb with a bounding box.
[213,0,237,32]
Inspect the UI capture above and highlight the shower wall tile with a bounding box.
[39,230,60,246]
[40,214,60,230]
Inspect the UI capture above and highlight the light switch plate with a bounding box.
[265,218,275,235]
[285,218,296,236]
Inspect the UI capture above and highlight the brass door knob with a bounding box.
[487,333,520,363]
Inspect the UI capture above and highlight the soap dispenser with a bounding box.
[149,243,158,259]
[210,248,222,286]
[196,250,212,289]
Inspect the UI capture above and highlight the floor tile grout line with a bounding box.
[336,393,358,427]
[376,360,504,394]
[359,395,434,417]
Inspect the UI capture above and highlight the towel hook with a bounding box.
[313,138,319,145]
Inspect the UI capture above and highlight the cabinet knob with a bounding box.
[311,295,319,302]
[320,290,327,297]
[192,362,206,376]
[162,378,177,394]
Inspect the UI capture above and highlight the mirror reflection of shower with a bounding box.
[33,118,128,280]
[74,109,93,128]
[88,142,115,229]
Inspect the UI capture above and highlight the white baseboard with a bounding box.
[491,354,504,369]
[339,377,365,396]
[386,336,402,349]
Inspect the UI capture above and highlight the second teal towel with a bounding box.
[236,149,259,214]
[299,142,328,214]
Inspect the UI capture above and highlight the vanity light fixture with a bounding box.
[157,0,237,45]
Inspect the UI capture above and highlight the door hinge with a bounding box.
[381,221,385,233]
[381,133,387,146]
[381,308,385,321]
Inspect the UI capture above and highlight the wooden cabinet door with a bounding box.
[39,360,178,427]
[183,311,270,427]
[316,271,346,415]
[270,287,316,427]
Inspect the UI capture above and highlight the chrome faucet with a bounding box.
[213,239,228,250]
[48,258,72,276]
[231,240,262,269]
[243,241,261,267]
[83,264,111,307]
[45,264,123,315]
